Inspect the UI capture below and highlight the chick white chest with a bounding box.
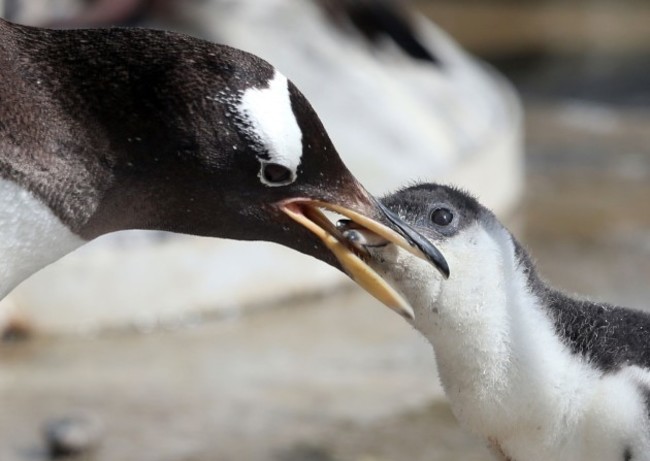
[419,281,650,461]
[405,226,650,461]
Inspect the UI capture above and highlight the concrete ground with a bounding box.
[0,292,487,461]
[1,100,649,461]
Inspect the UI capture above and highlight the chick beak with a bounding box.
[278,197,449,320]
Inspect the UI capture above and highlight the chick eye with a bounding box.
[431,208,454,226]
[261,163,293,185]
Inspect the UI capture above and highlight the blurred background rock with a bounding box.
[1,1,649,460]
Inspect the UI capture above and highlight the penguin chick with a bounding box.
[343,183,650,461]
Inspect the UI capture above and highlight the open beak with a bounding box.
[278,198,449,320]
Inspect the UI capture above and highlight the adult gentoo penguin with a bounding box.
[0,18,448,318]
[340,183,650,461]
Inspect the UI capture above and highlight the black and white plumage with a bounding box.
[343,183,650,461]
[0,19,441,315]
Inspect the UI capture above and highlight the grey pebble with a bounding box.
[43,413,103,459]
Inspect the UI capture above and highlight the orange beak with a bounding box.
[279,198,443,320]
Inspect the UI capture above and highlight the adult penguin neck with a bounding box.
[0,178,85,300]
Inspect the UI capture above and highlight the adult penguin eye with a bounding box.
[261,163,293,185]
[431,208,454,226]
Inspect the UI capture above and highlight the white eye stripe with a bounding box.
[237,70,303,186]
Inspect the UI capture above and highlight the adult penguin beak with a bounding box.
[277,194,449,320]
